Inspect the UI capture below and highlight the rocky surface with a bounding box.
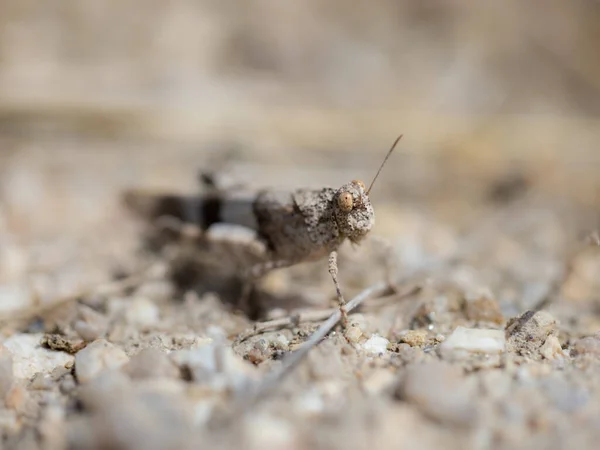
[1,143,599,450]
[1,138,599,450]
[1,199,599,450]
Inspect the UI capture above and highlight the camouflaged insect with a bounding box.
[124,136,401,323]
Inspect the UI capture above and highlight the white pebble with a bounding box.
[295,389,325,416]
[75,340,129,383]
[170,343,257,392]
[540,335,566,360]
[362,335,390,356]
[2,334,74,380]
[400,361,477,427]
[271,334,289,351]
[125,297,160,328]
[440,326,505,354]
[344,325,363,344]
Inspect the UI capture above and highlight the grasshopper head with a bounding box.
[333,179,375,243]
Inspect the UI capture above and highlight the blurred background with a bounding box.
[0,0,599,316]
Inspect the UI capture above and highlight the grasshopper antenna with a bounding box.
[367,134,402,195]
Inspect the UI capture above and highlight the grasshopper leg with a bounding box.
[238,259,294,316]
[328,251,348,328]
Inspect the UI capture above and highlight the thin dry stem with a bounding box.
[229,281,391,417]
[235,283,421,343]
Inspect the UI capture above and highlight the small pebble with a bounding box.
[462,291,504,324]
[59,375,77,395]
[571,334,600,357]
[171,334,211,350]
[247,348,267,365]
[397,361,478,427]
[306,339,345,380]
[344,325,363,343]
[124,297,160,328]
[295,389,325,416]
[74,339,130,383]
[270,334,290,351]
[3,334,75,380]
[440,326,505,354]
[41,334,86,354]
[73,321,104,342]
[74,305,108,341]
[506,310,559,358]
[205,326,227,341]
[77,370,132,411]
[29,373,54,391]
[393,343,425,365]
[398,330,428,347]
[253,339,269,353]
[170,343,257,392]
[362,335,389,356]
[540,336,566,360]
[77,369,133,411]
[246,339,270,365]
[51,365,72,382]
[123,348,179,380]
[72,376,191,450]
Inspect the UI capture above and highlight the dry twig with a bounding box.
[229,281,392,417]
[234,283,421,343]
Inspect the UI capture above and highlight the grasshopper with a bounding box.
[123,136,402,324]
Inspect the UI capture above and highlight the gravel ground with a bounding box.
[0,137,599,450]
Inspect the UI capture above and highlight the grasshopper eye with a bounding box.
[352,179,366,191]
[337,191,353,212]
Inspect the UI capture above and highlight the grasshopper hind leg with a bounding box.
[238,259,295,318]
